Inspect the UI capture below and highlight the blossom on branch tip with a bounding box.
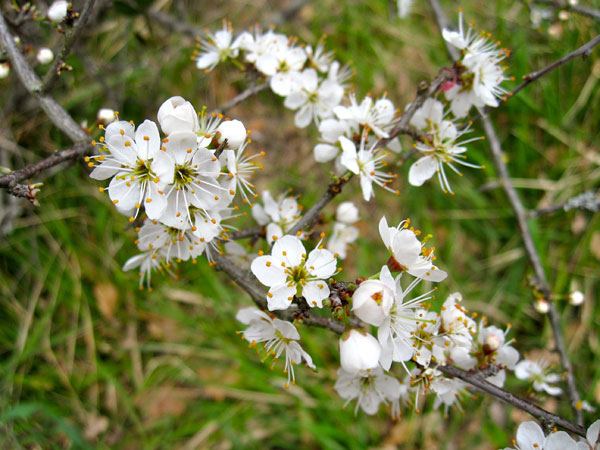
[236,307,315,388]
[250,235,337,310]
[195,21,240,72]
[442,11,510,118]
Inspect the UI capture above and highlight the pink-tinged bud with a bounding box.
[483,334,500,354]
[216,120,246,149]
[440,80,457,92]
[533,298,549,314]
[339,329,381,374]
[351,280,393,326]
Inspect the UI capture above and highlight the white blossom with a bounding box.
[326,222,359,259]
[515,358,563,396]
[334,94,397,138]
[237,307,315,388]
[442,12,509,118]
[336,201,359,224]
[196,21,240,72]
[409,99,482,194]
[339,135,397,202]
[378,216,447,282]
[250,235,337,310]
[251,190,303,244]
[283,68,344,128]
[90,120,174,221]
[334,366,402,418]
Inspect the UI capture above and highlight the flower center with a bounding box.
[174,163,195,188]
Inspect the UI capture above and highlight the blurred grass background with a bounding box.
[0,0,599,448]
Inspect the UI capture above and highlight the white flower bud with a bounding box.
[216,119,246,149]
[336,201,359,224]
[483,334,500,353]
[48,0,68,23]
[36,48,54,65]
[97,108,115,125]
[13,36,20,46]
[157,96,199,135]
[534,298,549,314]
[568,290,584,306]
[0,62,10,79]
[351,280,393,326]
[339,329,381,374]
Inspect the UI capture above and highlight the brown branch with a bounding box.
[41,0,97,93]
[429,0,584,426]
[0,142,90,200]
[529,189,600,217]
[438,365,586,437]
[510,35,600,98]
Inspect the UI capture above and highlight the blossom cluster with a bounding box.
[194,17,509,199]
[503,420,600,450]
[88,96,263,287]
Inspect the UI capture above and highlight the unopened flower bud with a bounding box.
[568,290,584,306]
[216,119,246,149]
[336,201,359,224]
[534,298,549,314]
[322,298,332,308]
[0,62,9,79]
[483,334,500,354]
[339,329,381,375]
[157,96,199,135]
[351,280,393,326]
[36,48,54,65]
[97,108,116,125]
[48,0,68,23]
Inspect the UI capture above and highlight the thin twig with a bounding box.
[212,82,270,115]
[438,365,586,437]
[482,96,584,428]
[530,0,600,22]
[0,142,90,200]
[528,189,600,217]
[212,252,347,333]
[0,12,88,142]
[41,0,97,93]
[429,0,584,425]
[226,226,265,240]
[510,35,600,98]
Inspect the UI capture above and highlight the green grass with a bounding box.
[1,0,599,448]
